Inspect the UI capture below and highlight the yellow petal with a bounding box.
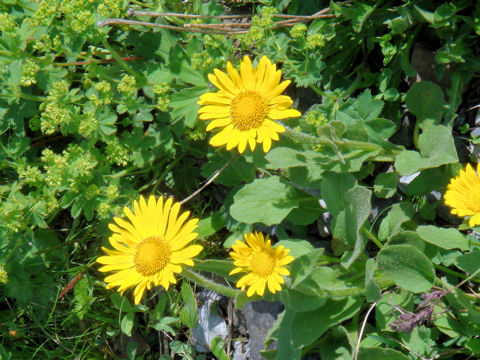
[206,118,232,131]
[240,56,256,90]
[268,108,302,120]
[198,92,232,105]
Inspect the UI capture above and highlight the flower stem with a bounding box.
[182,267,240,298]
[361,226,383,249]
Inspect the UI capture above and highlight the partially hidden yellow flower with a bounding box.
[444,163,480,227]
[229,231,294,297]
[198,56,301,153]
[97,195,202,304]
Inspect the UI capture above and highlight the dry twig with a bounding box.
[98,6,336,35]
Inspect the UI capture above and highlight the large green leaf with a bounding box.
[394,123,458,176]
[378,201,415,241]
[321,173,371,267]
[454,250,480,274]
[405,81,446,125]
[230,176,318,225]
[291,297,363,348]
[417,225,470,251]
[358,348,409,360]
[290,249,323,288]
[377,245,435,293]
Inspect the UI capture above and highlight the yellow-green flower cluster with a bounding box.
[153,82,171,112]
[239,6,276,46]
[41,145,97,189]
[0,267,8,284]
[20,58,40,87]
[97,0,122,18]
[39,80,76,135]
[192,52,214,72]
[32,1,57,26]
[0,13,17,32]
[117,75,137,96]
[305,109,327,128]
[79,110,99,139]
[106,139,130,167]
[290,23,307,39]
[104,185,119,202]
[306,33,326,50]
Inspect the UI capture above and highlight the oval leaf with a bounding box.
[417,225,469,251]
[377,244,434,293]
[230,176,306,225]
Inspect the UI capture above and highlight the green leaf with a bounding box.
[280,289,326,312]
[110,293,136,313]
[268,309,301,360]
[378,201,415,241]
[152,317,179,334]
[194,260,233,278]
[73,276,94,320]
[417,225,470,251]
[377,245,435,293]
[170,86,207,128]
[121,312,134,336]
[291,297,363,348]
[466,338,480,354]
[290,249,323,288]
[374,172,398,199]
[394,124,458,176]
[275,239,315,258]
[454,250,480,274]
[405,81,446,125]
[211,337,230,360]
[332,2,375,32]
[196,212,225,238]
[322,173,371,267]
[202,152,255,186]
[180,281,198,329]
[355,90,384,121]
[303,267,364,298]
[365,258,380,302]
[230,176,317,225]
[358,347,409,360]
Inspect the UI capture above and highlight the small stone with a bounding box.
[241,300,284,360]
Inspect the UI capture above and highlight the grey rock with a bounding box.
[233,339,250,360]
[192,290,227,353]
[242,300,284,360]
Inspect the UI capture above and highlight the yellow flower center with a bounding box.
[230,91,268,130]
[251,250,275,277]
[134,236,171,276]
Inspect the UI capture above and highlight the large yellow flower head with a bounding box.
[97,195,202,304]
[229,231,294,297]
[444,163,480,227]
[198,56,302,153]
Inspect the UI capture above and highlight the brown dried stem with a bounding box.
[98,5,337,35]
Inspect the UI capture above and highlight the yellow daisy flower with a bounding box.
[229,231,294,297]
[198,56,302,153]
[97,195,202,304]
[445,163,480,227]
